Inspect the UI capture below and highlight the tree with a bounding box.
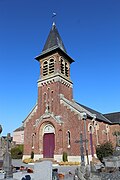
[96,141,114,162]
[11,144,23,159]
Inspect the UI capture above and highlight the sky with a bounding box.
[0,0,120,136]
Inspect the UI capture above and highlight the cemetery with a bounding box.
[0,125,120,179]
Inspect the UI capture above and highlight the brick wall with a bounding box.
[23,51,120,160]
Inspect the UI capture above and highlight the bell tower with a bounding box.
[35,22,74,115]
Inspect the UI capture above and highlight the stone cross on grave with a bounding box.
[0,125,3,170]
[3,133,13,179]
[75,132,88,166]
[0,125,3,161]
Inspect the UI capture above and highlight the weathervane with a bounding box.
[52,12,57,23]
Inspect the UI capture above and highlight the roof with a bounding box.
[104,112,120,124]
[60,94,112,124]
[14,126,24,132]
[42,22,67,53]
[76,102,112,124]
[35,22,74,63]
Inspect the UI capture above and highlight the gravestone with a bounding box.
[34,161,52,180]
[74,165,86,180]
[0,125,3,169]
[3,133,13,179]
[103,156,120,168]
[52,168,59,180]
[21,175,31,180]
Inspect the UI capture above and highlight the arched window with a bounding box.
[88,125,94,134]
[43,61,48,76]
[51,90,54,112]
[47,88,50,101]
[67,130,71,148]
[89,125,94,157]
[47,88,50,111]
[65,62,69,77]
[49,59,54,74]
[61,59,64,74]
[58,129,63,147]
[43,124,55,134]
[44,93,47,112]
[44,93,47,102]
[32,133,35,149]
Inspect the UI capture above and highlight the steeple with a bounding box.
[35,22,74,115]
[42,22,67,53]
[35,23,74,63]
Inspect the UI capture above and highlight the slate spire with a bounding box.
[35,22,74,63]
[42,22,67,53]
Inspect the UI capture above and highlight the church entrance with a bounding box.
[43,124,55,158]
[43,133,55,158]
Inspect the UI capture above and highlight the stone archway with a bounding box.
[43,124,55,158]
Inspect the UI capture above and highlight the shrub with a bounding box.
[31,151,34,159]
[23,158,34,164]
[96,141,114,162]
[11,144,23,159]
[62,152,68,162]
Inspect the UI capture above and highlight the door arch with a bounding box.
[43,124,55,158]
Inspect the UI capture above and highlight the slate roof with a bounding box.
[60,95,112,124]
[14,126,24,132]
[35,22,74,63]
[104,112,120,124]
[42,22,67,53]
[76,102,112,124]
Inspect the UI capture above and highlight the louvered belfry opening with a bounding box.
[49,59,54,74]
[43,61,48,76]
[61,58,64,74]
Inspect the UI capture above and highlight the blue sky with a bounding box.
[0,0,120,136]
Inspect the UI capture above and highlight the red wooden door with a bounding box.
[43,133,55,158]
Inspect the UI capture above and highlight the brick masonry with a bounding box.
[23,29,120,163]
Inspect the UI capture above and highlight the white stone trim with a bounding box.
[54,155,93,164]
[34,154,43,161]
[35,113,63,127]
[68,156,80,162]
[68,155,94,165]
[23,154,95,165]
[54,155,62,162]
[23,104,38,127]
[60,94,94,119]
[22,154,43,161]
[88,124,94,134]
[43,124,55,134]
[22,155,31,160]
[38,74,73,88]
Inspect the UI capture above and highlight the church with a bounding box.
[22,22,120,163]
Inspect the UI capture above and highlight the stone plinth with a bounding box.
[103,156,120,168]
[34,161,52,180]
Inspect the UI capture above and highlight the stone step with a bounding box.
[38,158,58,164]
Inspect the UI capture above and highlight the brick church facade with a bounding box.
[23,22,120,163]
